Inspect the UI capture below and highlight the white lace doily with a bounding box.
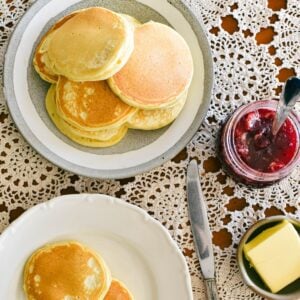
[0,1,299,299]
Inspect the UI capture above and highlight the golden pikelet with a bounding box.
[109,21,194,110]
[34,12,138,84]
[23,241,111,300]
[56,76,136,131]
[33,13,77,83]
[57,128,128,148]
[45,7,134,81]
[105,279,134,300]
[46,85,128,147]
[127,91,187,130]
[33,14,76,83]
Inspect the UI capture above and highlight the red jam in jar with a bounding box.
[234,109,297,173]
[218,100,300,186]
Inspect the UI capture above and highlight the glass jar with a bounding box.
[217,100,300,187]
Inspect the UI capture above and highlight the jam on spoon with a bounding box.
[234,109,297,173]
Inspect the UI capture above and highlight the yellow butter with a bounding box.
[244,220,300,293]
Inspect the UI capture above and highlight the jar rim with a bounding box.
[224,99,300,183]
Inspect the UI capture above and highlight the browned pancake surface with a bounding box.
[24,242,110,299]
[57,77,135,129]
[47,7,128,80]
[105,279,133,300]
[34,13,77,83]
[111,22,193,106]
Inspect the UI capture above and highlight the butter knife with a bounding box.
[187,160,219,300]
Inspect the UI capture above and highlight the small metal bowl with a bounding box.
[237,216,300,300]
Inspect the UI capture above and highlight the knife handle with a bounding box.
[205,278,219,300]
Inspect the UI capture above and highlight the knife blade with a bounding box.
[187,159,219,300]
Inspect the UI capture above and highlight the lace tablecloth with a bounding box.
[0,0,299,299]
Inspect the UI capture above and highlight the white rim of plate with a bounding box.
[4,0,213,178]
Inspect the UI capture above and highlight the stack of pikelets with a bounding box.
[24,241,134,299]
[34,7,194,147]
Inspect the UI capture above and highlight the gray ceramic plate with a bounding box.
[4,0,213,179]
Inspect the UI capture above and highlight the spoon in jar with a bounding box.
[272,76,300,136]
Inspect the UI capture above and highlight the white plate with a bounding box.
[0,194,193,299]
[4,0,213,179]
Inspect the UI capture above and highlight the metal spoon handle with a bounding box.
[272,77,300,135]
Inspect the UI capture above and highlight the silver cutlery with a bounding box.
[187,160,219,300]
[272,76,300,136]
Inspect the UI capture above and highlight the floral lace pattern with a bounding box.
[0,0,299,299]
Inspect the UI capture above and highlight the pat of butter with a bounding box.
[244,220,300,293]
